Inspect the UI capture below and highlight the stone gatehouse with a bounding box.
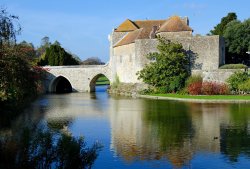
[109,16,226,83]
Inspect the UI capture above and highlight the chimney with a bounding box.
[149,26,158,39]
[182,16,189,26]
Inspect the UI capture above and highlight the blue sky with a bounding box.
[1,0,249,62]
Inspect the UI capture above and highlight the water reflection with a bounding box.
[0,117,102,169]
[109,97,250,168]
[1,92,250,169]
[220,104,250,162]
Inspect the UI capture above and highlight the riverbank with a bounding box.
[139,93,250,103]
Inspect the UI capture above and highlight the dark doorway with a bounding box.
[53,76,72,93]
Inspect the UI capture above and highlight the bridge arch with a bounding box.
[49,76,72,93]
[89,73,110,92]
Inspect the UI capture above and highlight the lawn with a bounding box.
[96,75,110,85]
[150,93,250,100]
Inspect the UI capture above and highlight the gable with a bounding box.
[115,19,139,32]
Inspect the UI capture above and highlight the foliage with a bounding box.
[187,81,229,95]
[36,36,51,58]
[150,93,250,100]
[111,74,120,89]
[0,7,21,49]
[201,82,230,95]
[224,19,250,64]
[227,71,249,91]
[238,79,250,93]
[219,64,248,69]
[38,42,79,66]
[81,57,105,65]
[0,53,34,106]
[96,75,110,85]
[0,9,46,112]
[0,126,102,169]
[185,74,203,87]
[16,41,38,65]
[187,82,203,95]
[210,12,237,36]
[137,36,189,92]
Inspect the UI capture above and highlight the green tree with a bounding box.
[0,8,44,112]
[36,36,51,58]
[137,37,189,92]
[224,19,250,64]
[16,41,37,64]
[38,42,79,66]
[0,7,21,51]
[210,12,237,36]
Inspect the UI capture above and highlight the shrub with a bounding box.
[187,81,229,95]
[238,79,250,93]
[111,74,120,89]
[154,86,168,94]
[227,71,249,91]
[187,82,202,95]
[202,82,229,95]
[219,64,248,69]
[137,37,189,93]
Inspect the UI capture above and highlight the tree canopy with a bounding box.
[0,8,21,49]
[224,19,250,63]
[209,12,250,64]
[38,42,79,66]
[137,37,189,92]
[210,12,237,36]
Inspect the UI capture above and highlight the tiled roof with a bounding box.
[114,16,193,47]
[115,19,138,32]
[134,20,165,39]
[114,29,143,47]
[157,16,192,32]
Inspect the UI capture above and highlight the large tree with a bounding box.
[0,8,21,50]
[0,8,43,111]
[137,37,189,92]
[210,12,237,36]
[38,42,79,66]
[224,19,250,64]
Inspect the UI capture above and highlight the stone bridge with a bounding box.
[43,64,112,93]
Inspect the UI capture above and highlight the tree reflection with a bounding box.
[0,125,102,169]
[220,103,250,162]
[143,100,194,167]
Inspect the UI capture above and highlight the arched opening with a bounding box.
[89,74,110,92]
[50,76,72,93]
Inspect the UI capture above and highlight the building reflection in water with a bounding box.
[109,97,250,168]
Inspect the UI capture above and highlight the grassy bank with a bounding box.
[149,93,250,100]
[96,75,110,85]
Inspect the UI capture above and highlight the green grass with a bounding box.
[150,93,250,100]
[96,75,110,85]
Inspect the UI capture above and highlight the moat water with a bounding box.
[1,86,250,168]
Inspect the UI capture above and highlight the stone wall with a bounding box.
[157,31,192,38]
[192,69,244,83]
[113,43,138,83]
[111,34,226,84]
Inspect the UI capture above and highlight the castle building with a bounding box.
[109,16,225,83]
